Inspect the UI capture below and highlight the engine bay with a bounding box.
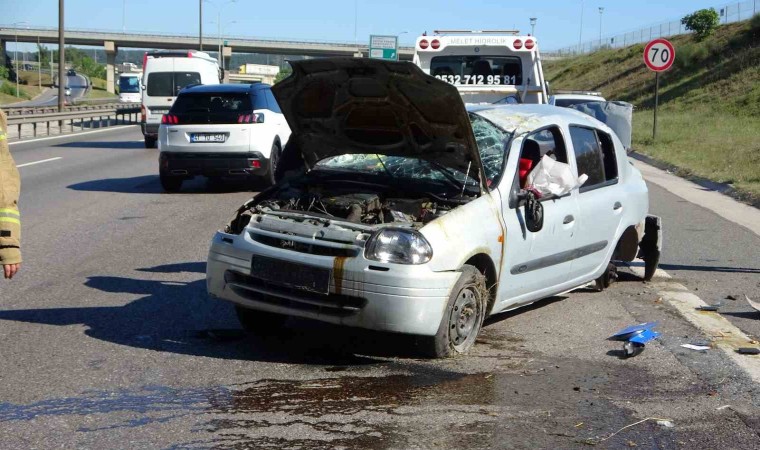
[255,190,454,226]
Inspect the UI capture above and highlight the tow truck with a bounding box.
[413,30,549,104]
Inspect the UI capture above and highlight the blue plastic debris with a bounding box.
[609,322,660,358]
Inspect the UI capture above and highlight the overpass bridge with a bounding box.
[0,25,415,92]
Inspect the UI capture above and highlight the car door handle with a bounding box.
[563,215,575,224]
[613,202,623,210]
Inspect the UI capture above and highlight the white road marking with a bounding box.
[16,157,63,168]
[7,125,140,146]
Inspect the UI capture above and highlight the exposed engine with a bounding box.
[255,190,452,225]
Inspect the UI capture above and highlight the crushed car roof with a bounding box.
[468,103,614,137]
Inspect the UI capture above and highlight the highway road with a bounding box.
[0,127,758,448]
[8,73,88,107]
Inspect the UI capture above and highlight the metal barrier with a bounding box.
[6,107,141,140]
[2,103,139,117]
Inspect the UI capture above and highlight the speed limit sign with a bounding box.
[644,39,675,72]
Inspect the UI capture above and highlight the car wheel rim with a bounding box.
[449,286,480,349]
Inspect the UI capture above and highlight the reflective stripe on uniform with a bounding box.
[0,132,6,140]
[0,208,20,216]
[0,217,20,225]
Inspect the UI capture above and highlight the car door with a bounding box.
[494,126,581,309]
[566,125,623,282]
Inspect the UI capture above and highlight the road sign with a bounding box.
[369,35,398,60]
[643,39,675,72]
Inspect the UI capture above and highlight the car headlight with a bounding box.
[365,228,432,265]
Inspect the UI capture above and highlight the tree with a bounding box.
[681,8,720,41]
[274,67,292,84]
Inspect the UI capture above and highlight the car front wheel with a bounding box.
[420,265,487,358]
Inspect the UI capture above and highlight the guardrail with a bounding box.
[2,103,139,117]
[6,106,141,140]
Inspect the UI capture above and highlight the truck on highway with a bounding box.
[140,50,222,148]
[118,72,142,103]
[413,30,548,105]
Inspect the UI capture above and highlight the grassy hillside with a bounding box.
[544,16,760,202]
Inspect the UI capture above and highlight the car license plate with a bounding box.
[190,133,227,143]
[251,256,330,294]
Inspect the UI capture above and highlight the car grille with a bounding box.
[248,229,360,258]
[225,271,366,317]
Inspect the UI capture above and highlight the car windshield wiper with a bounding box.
[424,160,479,194]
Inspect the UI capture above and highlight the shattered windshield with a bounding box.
[469,113,511,187]
[313,113,510,191]
[314,154,479,189]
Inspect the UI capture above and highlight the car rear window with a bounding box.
[555,98,603,108]
[147,72,201,97]
[431,56,523,85]
[170,92,253,124]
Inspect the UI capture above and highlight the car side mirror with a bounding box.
[523,191,544,232]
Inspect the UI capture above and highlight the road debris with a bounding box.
[609,322,660,358]
[592,417,674,443]
[681,344,711,351]
[725,295,737,300]
[746,295,760,313]
[696,302,722,312]
[736,348,760,355]
[656,420,675,428]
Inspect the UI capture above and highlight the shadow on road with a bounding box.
[0,262,416,365]
[659,263,760,274]
[67,175,255,194]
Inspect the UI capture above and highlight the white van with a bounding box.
[141,50,222,148]
[413,30,548,105]
[118,72,142,103]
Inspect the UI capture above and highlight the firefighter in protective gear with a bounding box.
[0,108,21,279]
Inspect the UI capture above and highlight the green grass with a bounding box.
[633,106,760,200]
[545,15,760,203]
[0,82,32,105]
[86,77,117,100]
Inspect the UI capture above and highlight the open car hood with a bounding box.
[272,58,485,189]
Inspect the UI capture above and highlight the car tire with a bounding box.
[160,173,183,192]
[594,262,618,292]
[264,142,280,187]
[144,137,157,149]
[235,306,288,334]
[420,265,487,358]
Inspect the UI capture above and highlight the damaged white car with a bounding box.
[206,58,662,357]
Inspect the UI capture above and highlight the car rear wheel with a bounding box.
[420,265,487,358]
[235,306,288,334]
[144,137,157,148]
[160,173,183,192]
[264,142,280,186]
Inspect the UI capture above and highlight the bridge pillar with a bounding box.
[104,41,117,94]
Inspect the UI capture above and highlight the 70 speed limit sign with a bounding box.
[644,39,675,72]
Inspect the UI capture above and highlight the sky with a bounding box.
[1,0,735,51]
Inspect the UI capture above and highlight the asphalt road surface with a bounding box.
[8,73,88,107]
[1,127,758,449]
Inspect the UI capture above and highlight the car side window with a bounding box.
[569,126,606,188]
[598,131,618,181]
[529,127,568,163]
[469,113,509,188]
